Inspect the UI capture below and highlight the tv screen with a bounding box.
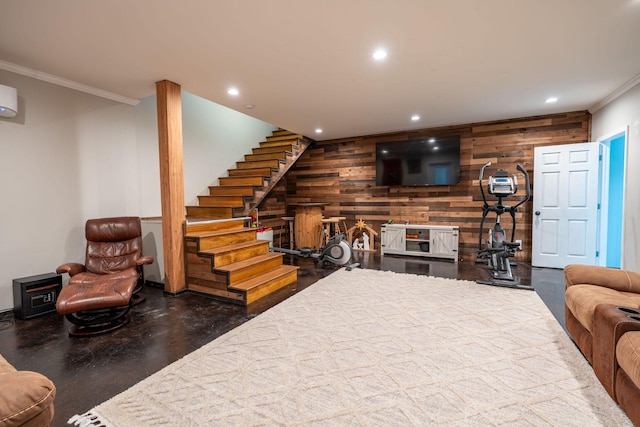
[376,136,461,186]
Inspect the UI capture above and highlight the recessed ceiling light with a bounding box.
[315,128,323,134]
[545,97,558,103]
[372,49,388,61]
[227,88,239,96]
[411,115,420,121]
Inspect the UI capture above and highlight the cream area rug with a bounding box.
[69,268,631,426]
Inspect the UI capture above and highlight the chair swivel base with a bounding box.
[67,314,131,337]
[63,305,132,337]
[131,292,146,306]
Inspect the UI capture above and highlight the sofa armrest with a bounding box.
[592,304,640,400]
[565,264,640,293]
[0,371,56,426]
[56,262,86,277]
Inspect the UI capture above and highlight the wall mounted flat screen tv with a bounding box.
[376,135,461,186]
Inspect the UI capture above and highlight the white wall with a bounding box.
[133,92,278,214]
[591,81,640,271]
[0,70,277,311]
[0,71,140,311]
[182,92,277,205]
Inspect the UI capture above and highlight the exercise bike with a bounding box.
[273,233,360,270]
[476,161,531,290]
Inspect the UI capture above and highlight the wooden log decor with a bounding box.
[290,203,326,249]
[256,111,591,262]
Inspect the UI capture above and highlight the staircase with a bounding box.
[184,218,298,305]
[186,129,313,219]
[183,129,311,305]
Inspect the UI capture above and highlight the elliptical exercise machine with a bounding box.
[476,161,531,290]
[273,233,360,271]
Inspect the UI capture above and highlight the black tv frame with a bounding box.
[375,135,461,186]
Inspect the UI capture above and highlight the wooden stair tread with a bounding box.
[185,206,234,220]
[236,159,282,168]
[208,186,255,196]
[197,195,245,206]
[186,227,254,239]
[184,218,245,234]
[201,239,268,256]
[219,176,266,186]
[245,151,290,161]
[253,146,295,155]
[228,167,275,177]
[230,166,277,171]
[194,203,243,209]
[215,252,284,273]
[265,134,303,142]
[187,203,242,209]
[272,129,296,136]
[229,265,298,292]
[222,174,270,180]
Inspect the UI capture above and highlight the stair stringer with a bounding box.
[239,136,313,216]
[185,129,314,221]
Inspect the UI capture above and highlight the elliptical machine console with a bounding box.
[488,171,517,197]
[476,162,531,290]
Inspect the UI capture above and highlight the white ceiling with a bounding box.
[1,0,640,140]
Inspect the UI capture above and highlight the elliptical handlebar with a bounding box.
[514,164,531,210]
[478,161,491,205]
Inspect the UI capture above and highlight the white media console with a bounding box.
[380,223,459,262]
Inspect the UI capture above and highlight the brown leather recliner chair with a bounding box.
[56,217,153,337]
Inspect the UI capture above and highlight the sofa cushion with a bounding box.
[565,284,640,333]
[565,264,640,293]
[0,370,56,427]
[0,355,56,427]
[617,331,640,392]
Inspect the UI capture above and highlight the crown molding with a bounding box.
[589,72,640,114]
[0,59,139,106]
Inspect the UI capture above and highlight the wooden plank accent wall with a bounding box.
[257,111,591,262]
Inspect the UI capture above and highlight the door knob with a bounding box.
[535,211,541,216]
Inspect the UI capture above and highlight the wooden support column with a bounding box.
[156,80,186,294]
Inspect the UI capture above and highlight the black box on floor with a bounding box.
[13,273,62,319]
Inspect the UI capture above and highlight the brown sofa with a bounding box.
[0,354,56,426]
[565,264,640,426]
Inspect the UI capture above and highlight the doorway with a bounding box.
[532,143,600,268]
[531,132,627,270]
[598,130,627,268]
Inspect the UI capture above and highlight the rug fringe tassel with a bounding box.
[67,411,112,427]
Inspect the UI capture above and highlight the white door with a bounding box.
[532,143,600,268]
